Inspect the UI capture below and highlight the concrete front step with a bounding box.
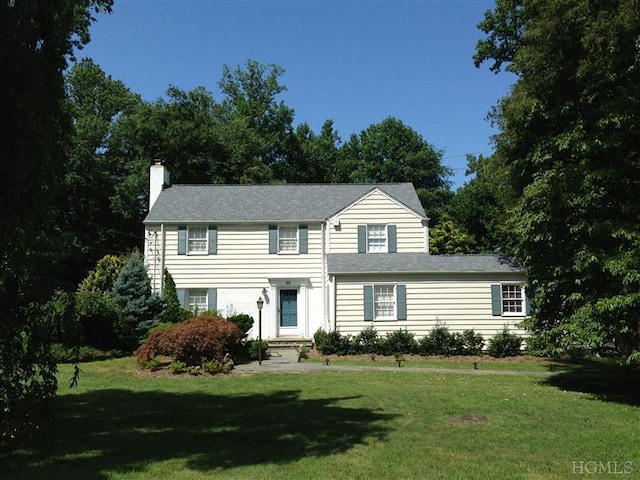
[267,338,313,350]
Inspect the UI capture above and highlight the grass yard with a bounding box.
[2,357,639,480]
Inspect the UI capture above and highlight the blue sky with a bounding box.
[77,0,513,189]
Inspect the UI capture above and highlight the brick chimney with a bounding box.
[149,159,170,211]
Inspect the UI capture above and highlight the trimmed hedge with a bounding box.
[314,326,516,357]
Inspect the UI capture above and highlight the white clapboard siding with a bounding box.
[334,273,528,339]
[329,190,426,253]
[151,223,324,289]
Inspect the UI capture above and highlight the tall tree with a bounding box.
[276,120,341,183]
[218,60,295,174]
[475,1,640,361]
[0,0,113,450]
[448,154,516,253]
[336,117,452,222]
[58,59,142,286]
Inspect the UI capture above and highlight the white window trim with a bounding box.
[367,224,388,254]
[187,225,208,255]
[278,225,299,254]
[501,283,525,317]
[373,283,396,321]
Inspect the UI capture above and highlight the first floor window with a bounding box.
[188,226,207,253]
[188,289,208,313]
[374,285,395,319]
[501,284,523,314]
[364,284,406,321]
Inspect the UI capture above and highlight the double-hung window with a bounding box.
[188,226,207,254]
[269,225,308,254]
[358,224,397,253]
[374,285,395,319]
[501,284,523,314]
[187,289,208,314]
[278,226,298,253]
[364,284,406,321]
[367,225,387,252]
[491,284,528,316]
[178,225,217,255]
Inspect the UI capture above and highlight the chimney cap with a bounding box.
[153,159,163,165]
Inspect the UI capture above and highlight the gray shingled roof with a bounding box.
[144,183,426,223]
[327,253,525,274]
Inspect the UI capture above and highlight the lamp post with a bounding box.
[256,296,264,365]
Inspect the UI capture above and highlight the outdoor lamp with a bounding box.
[256,296,264,365]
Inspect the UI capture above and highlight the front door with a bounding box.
[280,289,298,328]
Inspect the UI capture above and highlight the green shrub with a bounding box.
[50,343,126,363]
[136,315,245,366]
[380,329,417,356]
[248,340,269,360]
[462,329,485,355]
[314,328,329,351]
[169,360,188,374]
[297,344,309,361]
[418,326,459,355]
[142,357,163,371]
[203,359,232,375]
[352,326,381,354]
[488,328,523,357]
[322,331,353,355]
[227,313,254,334]
[418,326,484,356]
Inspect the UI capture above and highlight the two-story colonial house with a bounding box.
[144,162,528,341]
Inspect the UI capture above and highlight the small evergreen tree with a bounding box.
[111,251,162,350]
[160,268,188,323]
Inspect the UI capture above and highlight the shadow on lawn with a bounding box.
[541,368,640,406]
[5,388,395,479]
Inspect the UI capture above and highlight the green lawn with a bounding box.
[2,357,638,480]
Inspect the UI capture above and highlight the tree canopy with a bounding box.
[1,0,113,450]
[475,0,640,361]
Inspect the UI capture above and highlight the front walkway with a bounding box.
[232,349,552,377]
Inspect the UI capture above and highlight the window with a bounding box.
[358,224,396,253]
[178,226,217,255]
[491,284,527,316]
[187,289,208,314]
[364,284,406,321]
[502,284,523,314]
[278,226,298,253]
[367,225,387,252]
[374,285,395,319]
[188,226,207,253]
[269,225,307,254]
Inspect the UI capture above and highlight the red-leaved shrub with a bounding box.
[137,315,244,366]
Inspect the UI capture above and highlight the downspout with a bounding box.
[159,223,166,295]
[321,221,328,330]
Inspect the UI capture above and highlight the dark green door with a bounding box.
[280,290,298,327]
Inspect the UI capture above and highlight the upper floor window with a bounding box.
[358,224,397,253]
[367,225,387,252]
[278,226,298,253]
[269,225,308,254]
[177,225,217,255]
[188,226,207,254]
